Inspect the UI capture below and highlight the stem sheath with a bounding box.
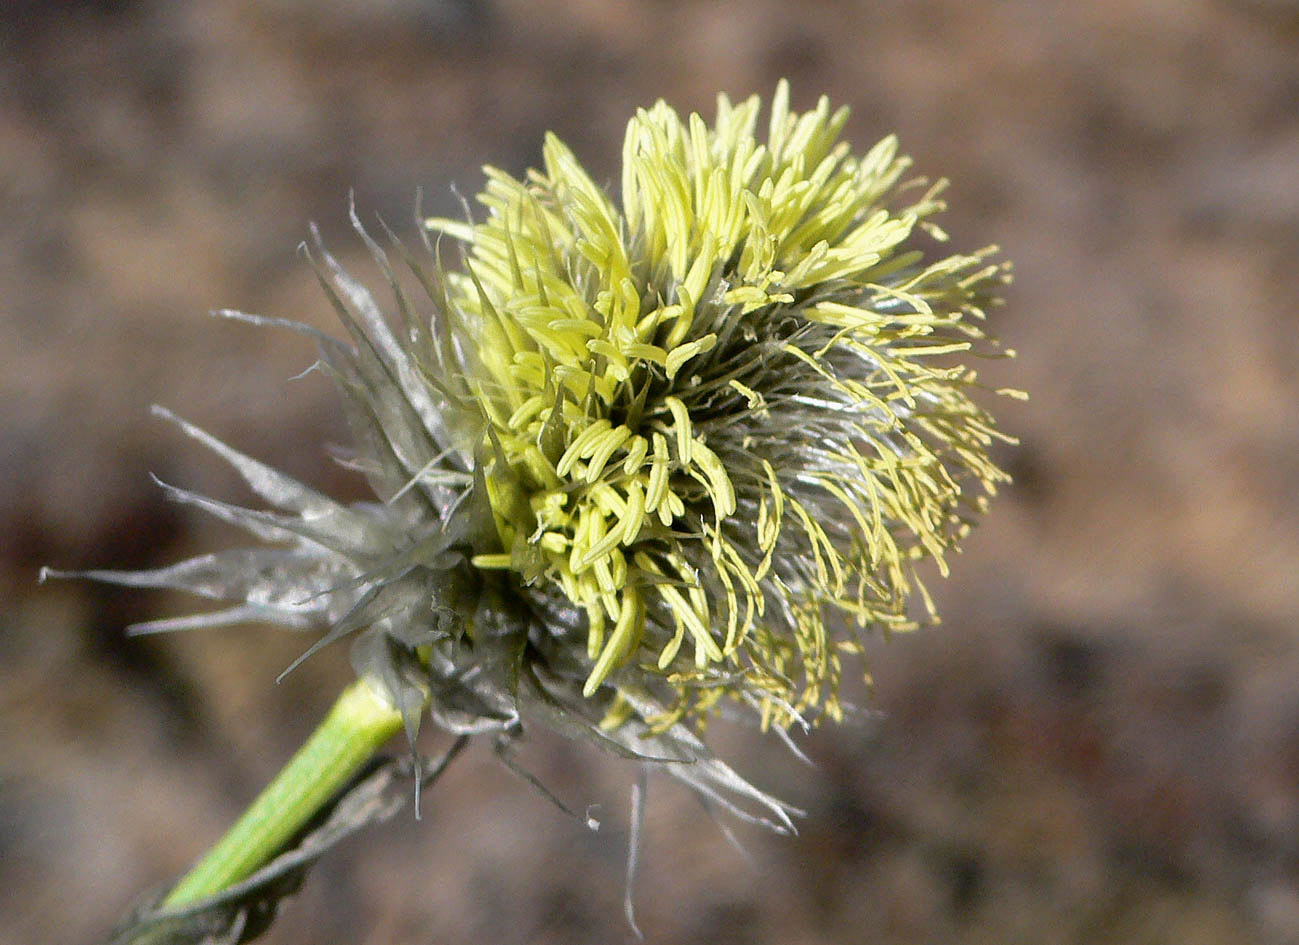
[162,678,406,908]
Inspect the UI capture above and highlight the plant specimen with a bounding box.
[50,81,1017,943]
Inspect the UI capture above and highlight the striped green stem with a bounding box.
[162,678,407,908]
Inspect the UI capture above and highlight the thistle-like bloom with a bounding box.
[70,82,1012,826]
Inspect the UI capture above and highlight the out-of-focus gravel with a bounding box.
[3,1,1298,942]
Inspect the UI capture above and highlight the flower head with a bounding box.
[427,81,1012,718]
[60,82,1013,824]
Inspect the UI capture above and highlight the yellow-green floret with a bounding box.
[425,81,1014,727]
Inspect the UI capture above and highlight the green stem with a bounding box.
[162,678,407,908]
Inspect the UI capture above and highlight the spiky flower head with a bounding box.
[62,82,1013,822]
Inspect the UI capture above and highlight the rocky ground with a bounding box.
[3,1,1299,942]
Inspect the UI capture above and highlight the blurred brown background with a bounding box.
[4,1,1299,942]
